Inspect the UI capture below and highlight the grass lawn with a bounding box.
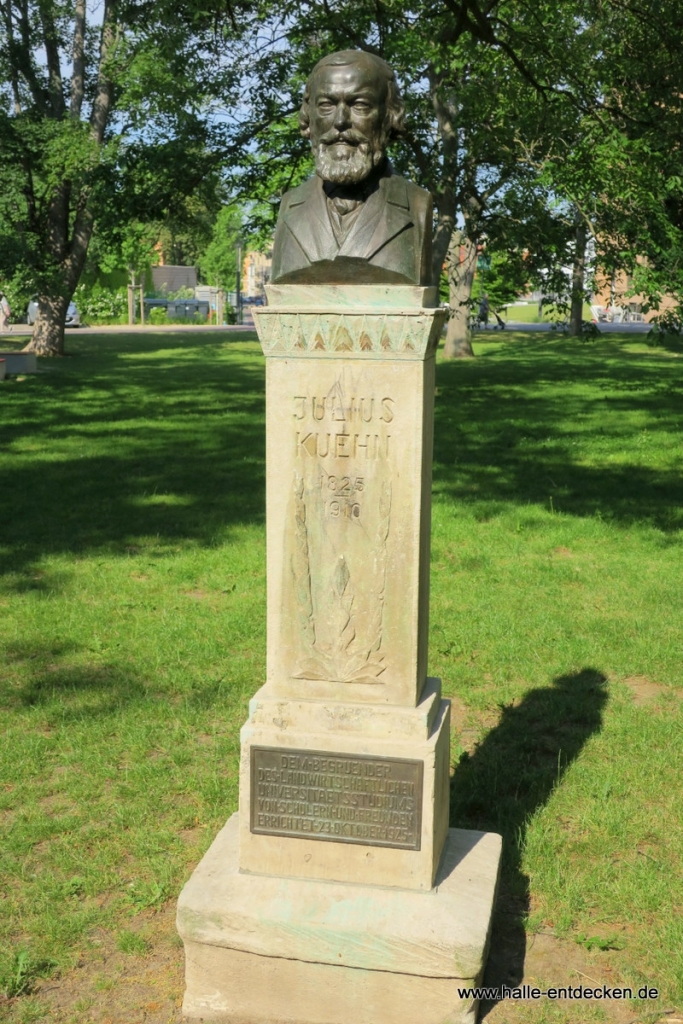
[1,327,682,1023]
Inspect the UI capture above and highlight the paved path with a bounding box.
[6,318,652,339]
[497,320,652,334]
[4,322,256,338]
[75,318,647,339]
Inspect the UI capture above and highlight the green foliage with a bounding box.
[74,285,129,325]
[95,220,160,282]
[165,286,195,300]
[0,0,248,352]
[198,206,246,288]
[0,950,54,999]
[581,319,602,341]
[471,251,530,311]
[218,0,683,326]
[148,306,169,325]
[115,931,149,956]
[575,933,626,952]
[649,308,681,339]
[125,879,169,910]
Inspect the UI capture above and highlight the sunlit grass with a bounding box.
[1,328,681,1016]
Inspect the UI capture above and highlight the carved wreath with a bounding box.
[291,475,391,684]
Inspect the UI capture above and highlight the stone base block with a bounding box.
[239,680,450,891]
[0,351,37,374]
[182,941,479,1024]
[177,814,502,1024]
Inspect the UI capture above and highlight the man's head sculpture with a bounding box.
[298,51,406,186]
[269,49,432,286]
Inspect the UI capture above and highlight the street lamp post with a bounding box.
[236,241,242,326]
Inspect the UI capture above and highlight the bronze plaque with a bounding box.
[250,746,423,850]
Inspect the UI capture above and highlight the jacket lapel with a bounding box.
[339,175,413,260]
[283,178,339,263]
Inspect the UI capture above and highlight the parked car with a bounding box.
[26,297,80,327]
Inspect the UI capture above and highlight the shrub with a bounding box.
[76,286,128,324]
[649,308,681,341]
[148,306,169,325]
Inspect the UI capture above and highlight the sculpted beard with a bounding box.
[314,128,386,185]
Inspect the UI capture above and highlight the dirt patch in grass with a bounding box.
[6,905,185,1024]
[623,675,670,706]
[483,914,663,1023]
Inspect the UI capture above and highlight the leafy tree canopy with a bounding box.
[0,0,249,352]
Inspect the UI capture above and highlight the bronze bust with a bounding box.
[270,50,433,286]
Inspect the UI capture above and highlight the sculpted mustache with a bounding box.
[319,130,368,147]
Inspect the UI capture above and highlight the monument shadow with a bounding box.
[448,667,608,1014]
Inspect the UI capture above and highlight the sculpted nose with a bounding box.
[333,102,351,130]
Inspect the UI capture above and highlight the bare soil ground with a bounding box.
[3,905,184,1024]
[483,908,671,1023]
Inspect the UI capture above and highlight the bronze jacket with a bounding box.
[270,172,433,286]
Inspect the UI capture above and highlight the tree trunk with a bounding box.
[569,213,587,337]
[443,231,478,359]
[27,293,69,356]
[23,195,94,356]
[22,0,116,357]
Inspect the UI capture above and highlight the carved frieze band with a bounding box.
[255,308,446,357]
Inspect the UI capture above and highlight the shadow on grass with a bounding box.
[448,667,608,1012]
[1,639,149,718]
[645,333,683,356]
[0,332,265,585]
[3,331,683,591]
[434,336,683,531]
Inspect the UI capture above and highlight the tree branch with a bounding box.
[70,0,86,117]
[38,0,66,116]
[90,0,118,144]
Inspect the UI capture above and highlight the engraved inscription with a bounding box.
[324,474,363,520]
[295,431,390,460]
[293,382,393,461]
[251,747,423,850]
[293,393,395,423]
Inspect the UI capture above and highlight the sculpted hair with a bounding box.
[299,50,406,141]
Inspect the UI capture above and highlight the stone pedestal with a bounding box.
[177,285,502,1023]
[178,814,501,1024]
[239,676,450,891]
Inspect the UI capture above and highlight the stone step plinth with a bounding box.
[177,813,501,1024]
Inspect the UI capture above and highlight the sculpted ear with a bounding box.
[299,101,311,139]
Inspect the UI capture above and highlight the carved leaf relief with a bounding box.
[291,482,393,684]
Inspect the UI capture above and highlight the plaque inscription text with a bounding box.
[251,747,423,850]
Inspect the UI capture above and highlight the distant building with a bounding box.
[152,265,197,294]
[593,266,678,322]
[242,251,272,301]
